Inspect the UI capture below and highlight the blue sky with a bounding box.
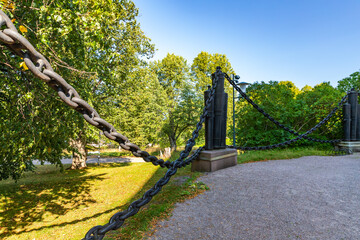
[133,0,360,89]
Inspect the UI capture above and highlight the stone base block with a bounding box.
[337,141,360,153]
[191,148,237,172]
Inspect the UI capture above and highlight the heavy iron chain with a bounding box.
[224,73,348,144]
[0,9,174,168]
[83,74,219,240]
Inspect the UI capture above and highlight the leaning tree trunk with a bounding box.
[70,133,87,169]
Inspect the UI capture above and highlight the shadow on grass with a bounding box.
[103,155,204,239]
[0,163,133,238]
[0,154,202,240]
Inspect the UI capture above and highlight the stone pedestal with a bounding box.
[191,148,237,172]
[337,141,360,153]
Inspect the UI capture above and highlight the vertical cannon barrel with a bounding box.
[204,86,214,150]
[349,89,358,141]
[221,92,228,148]
[357,103,360,140]
[213,67,227,149]
[343,102,351,141]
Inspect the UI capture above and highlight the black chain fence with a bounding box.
[224,73,349,147]
[0,7,352,240]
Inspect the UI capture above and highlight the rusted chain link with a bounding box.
[83,73,219,240]
[0,10,173,168]
[224,73,348,144]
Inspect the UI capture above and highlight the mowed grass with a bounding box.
[237,147,330,164]
[0,152,207,240]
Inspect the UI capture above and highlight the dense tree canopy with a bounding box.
[234,81,345,147]
[150,53,194,150]
[0,0,155,179]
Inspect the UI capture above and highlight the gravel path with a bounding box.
[147,155,360,240]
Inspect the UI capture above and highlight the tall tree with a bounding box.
[151,53,198,151]
[191,51,235,92]
[0,0,154,179]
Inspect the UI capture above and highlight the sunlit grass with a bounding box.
[237,147,330,164]
[0,151,206,240]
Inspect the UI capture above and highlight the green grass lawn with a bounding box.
[0,152,207,240]
[237,147,330,164]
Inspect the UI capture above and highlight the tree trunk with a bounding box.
[70,133,87,169]
[169,136,177,152]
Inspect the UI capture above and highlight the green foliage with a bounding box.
[103,67,167,147]
[0,51,76,180]
[337,71,360,93]
[0,0,154,180]
[191,51,234,92]
[296,82,343,141]
[150,53,199,150]
[235,81,344,147]
[149,52,235,150]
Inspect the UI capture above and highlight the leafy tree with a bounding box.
[191,51,234,92]
[296,82,344,141]
[234,80,344,148]
[151,53,201,151]
[235,81,300,147]
[0,60,77,180]
[0,0,154,179]
[103,67,168,147]
[337,71,360,93]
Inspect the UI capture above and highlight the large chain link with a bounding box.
[224,73,348,144]
[0,10,175,168]
[83,73,218,240]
